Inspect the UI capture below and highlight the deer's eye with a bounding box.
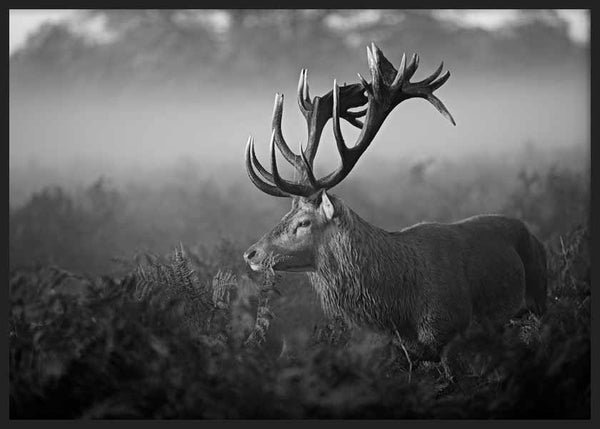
[295,219,311,232]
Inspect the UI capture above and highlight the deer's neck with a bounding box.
[307,206,420,332]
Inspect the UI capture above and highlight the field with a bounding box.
[9,146,590,418]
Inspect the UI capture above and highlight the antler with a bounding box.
[317,43,455,190]
[246,72,367,197]
[296,69,368,165]
[245,43,455,198]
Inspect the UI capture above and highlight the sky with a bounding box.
[432,9,589,44]
[10,10,76,54]
[9,9,590,55]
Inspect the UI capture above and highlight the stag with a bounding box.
[243,43,547,368]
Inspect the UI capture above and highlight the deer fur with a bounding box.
[308,193,547,360]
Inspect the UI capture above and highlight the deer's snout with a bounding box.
[243,247,257,262]
[243,244,263,267]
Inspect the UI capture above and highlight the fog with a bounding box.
[9,75,589,206]
[9,10,590,208]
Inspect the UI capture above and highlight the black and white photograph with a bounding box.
[9,9,591,419]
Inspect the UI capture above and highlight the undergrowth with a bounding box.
[9,222,590,418]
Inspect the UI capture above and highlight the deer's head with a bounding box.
[243,191,337,272]
[243,43,455,273]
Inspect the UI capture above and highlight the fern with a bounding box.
[122,245,277,349]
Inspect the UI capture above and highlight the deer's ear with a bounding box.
[319,191,335,221]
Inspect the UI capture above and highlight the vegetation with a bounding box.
[9,156,590,418]
[11,10,586,95]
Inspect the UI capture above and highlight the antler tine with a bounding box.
[300,144,319,189]
[302,70,310,106]
[413,61,444,86]
[357,72,373,96]
[294,67,330,166]
[429,70,451,91]
[404,53,419,80]
[391,53,406,87]
[269,130,315,196]
[343,107,366,129]
[302,96,323,164]
[245,136,291,198]
[332,79,349,154]
[423,92,456,126]
[297,69,311,116]
[367,43,385,99]
[272,93,303,168]
[250,138,274,183]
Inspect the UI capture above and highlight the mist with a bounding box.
[9,71,589,206]
[9,10,589,208]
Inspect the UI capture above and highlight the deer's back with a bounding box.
[395,214,532,326]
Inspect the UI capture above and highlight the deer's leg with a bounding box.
[407,340,442,363]
[440,337,469,380]
[416,308,472,381]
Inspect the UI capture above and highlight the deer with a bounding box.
[242,43,548,373]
